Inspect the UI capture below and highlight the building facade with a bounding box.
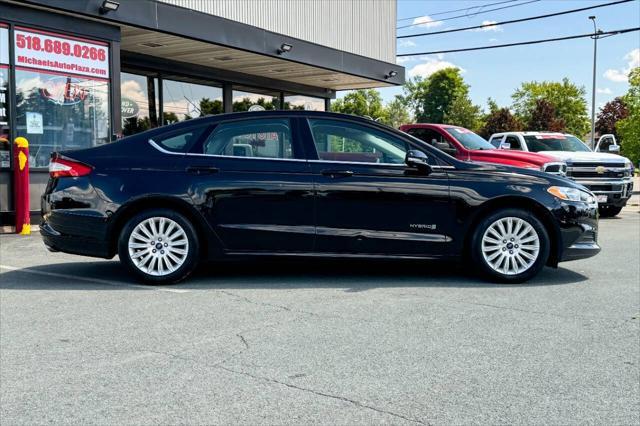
[0,0,403,226]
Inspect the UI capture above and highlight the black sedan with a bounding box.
[41,111,600,284]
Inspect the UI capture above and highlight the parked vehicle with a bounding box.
[42,111,599,284]
[593,134,621,154]
[489,131,634,217]
[399,124,567,175]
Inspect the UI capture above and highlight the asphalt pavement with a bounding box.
[1,206,638,425]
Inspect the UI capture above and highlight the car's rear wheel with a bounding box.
[471,209,550,283]
[118,209,199,284]
[598,205,623,218]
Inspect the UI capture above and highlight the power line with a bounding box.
[397,0,517,22]
[398,0,634,39]
[397,0,540,30]
[396,27,640,56]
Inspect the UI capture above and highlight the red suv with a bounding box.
[400,124,566,175]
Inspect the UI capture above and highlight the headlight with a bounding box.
[541,162,567,175]
[547,186,595,204]
[625,160,634,175]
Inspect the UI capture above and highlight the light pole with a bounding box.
[589,16,603,149]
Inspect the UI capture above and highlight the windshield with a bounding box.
[444,127,495,150]
[524,135,591,152]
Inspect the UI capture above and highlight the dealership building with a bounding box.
[0,0,403,226]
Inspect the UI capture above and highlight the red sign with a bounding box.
[14,27,109,79]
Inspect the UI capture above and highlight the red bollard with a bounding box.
[14,137,30,235]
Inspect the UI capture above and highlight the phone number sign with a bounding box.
[14,27,109,79]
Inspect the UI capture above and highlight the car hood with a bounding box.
[470,149,557,165]
[538,150,630,163]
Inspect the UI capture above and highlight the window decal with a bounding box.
[14,27,109,80]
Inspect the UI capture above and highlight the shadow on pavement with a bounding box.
[0,258,589,291]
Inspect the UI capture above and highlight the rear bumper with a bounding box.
[40,214,113,259]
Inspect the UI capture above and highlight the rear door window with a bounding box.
[202,118,295,159]
[153,126,209,153]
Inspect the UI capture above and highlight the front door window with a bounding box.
[308,118,407,164]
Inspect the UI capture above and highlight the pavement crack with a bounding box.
[217,289,327,319]
[216,365,428,425]
[236,333,250,350]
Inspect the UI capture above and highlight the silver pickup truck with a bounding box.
[489,132,634,217]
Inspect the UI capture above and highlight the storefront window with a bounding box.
[0,24,9,168]
[0,66,9,168]
[121,72,158,136]
[232,88,280,112]
[284,95,325,111]
[15,69,110,168]
[162,79,222,124]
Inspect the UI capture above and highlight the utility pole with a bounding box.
[589,16,603,149]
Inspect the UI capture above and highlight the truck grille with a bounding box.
[566,165,629,179]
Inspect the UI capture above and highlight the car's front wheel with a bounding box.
[118,208,200,284]
[471,209,550,283]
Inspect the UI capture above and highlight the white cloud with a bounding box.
[396,56,414,64]
[397,39,416,48]
[604,48,640,83]
[470,20,503,32]
[489,38,499,43]
[411,15,443,29]
[407,58,464,79]
[596,87,612,94]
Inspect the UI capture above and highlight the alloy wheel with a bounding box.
[481,217,540,276]
[127,217,189,276]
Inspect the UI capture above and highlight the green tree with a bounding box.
[479,107,523,139]
[199,98,223,116]
[616,67,640,165]
[379,96,411,128]
[402,68,480,127]
[445,95,482,130]
[330,89,385,120]
[511,77,589,136]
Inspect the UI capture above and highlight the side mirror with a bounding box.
[500,142,511,150]
[405,150,431,173]
[608,144,620,153]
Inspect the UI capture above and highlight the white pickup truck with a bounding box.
[489,132,634,217]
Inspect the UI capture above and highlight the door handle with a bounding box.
[321,169,354,178]
[186,166,219,175]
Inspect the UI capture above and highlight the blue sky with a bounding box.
[366,0,640,113]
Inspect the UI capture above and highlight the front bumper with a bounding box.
[559,224,600,261]
[553,200,601,263]
[578,179,633,207]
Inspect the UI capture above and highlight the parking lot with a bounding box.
[1,205,638,425]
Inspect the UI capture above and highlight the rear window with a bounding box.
[153,126,209,153]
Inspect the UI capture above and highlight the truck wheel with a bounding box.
[471,208,550,283]
[598,205,623,218]
[118,208,200,284]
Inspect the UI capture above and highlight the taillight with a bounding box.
[49,158,92,178]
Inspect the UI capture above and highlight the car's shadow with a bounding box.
[0,258,588,291]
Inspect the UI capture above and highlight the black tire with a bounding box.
[118,208,200,284]
[470,208,550,284]
[598,205,623,218]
